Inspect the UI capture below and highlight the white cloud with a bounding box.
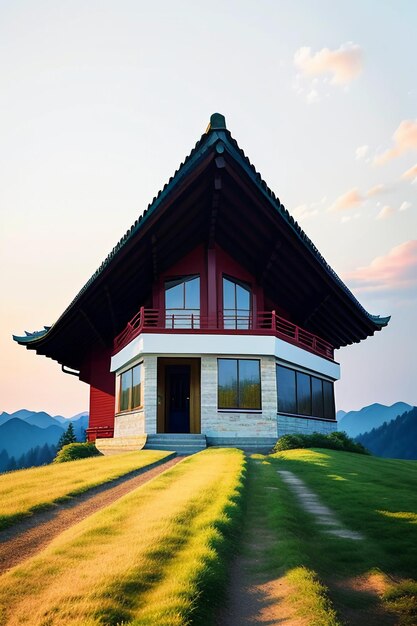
[294,42,363,85]
[375,119,417,165]
[306,89,320,104]
[355,145,369,160]
[293,196,327,220]
[399,201,411,212]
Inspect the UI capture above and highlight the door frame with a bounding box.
[157,358,201,433]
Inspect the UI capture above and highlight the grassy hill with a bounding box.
[0,448,415,625]
[356,407,417,459]
[252,448,417,625]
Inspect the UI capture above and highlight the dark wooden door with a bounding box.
[165,365,191,433]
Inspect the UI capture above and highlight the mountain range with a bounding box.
[337,402,413,438]
[356,408,417,460]
[0,410,89,460]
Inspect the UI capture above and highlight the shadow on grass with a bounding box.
[243,450,417,625]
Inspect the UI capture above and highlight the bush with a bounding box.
[273,431,369,455]
[54,442,102,463]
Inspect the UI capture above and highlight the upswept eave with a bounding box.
[12,112,390,352]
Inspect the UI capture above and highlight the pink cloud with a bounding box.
[294,42,363,85]
[375,120,417,165]
[329,188,363,212]
[376,205,394,220]
[344,240,417,293]
[367,184,387,197]
[401,163,417,183]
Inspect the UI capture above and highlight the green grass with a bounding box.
[0,448,246,626]
[249,448,417,624]
[244,457,341,625]
[0,450,172,530]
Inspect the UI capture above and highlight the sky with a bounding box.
[0,0,416,416]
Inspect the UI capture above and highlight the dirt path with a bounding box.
[216,460,303,626]
[217,461,397,626]
[0,455,181,574]
[216,531,302,626]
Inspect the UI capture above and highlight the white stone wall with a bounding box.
[200,355,278,438]
[143,355,158,434]
[114,409,145,437]
[277,414,337,437]
[113,355,158,436]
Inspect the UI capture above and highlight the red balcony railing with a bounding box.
[86,425,114,442]
[113,307,334,361]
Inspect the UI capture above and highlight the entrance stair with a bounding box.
[95,435,147,455]
[144,433,207,455]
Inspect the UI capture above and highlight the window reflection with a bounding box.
[165,276,200,328]
[218,358,261,409]
[119,364,143,412]
[223,277,251,329]
[276,365,335,420]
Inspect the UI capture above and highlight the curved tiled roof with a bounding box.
[13,112,389,345]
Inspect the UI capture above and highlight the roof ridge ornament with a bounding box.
[206,112,227,133]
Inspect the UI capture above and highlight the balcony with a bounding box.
[113,308,335,361]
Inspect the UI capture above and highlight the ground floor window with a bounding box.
[276,364,335,420]
[119,363,143,412]
[218,358,261,410]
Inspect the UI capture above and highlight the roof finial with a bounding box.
[206,112,227,133]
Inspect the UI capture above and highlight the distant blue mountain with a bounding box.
[356,408,417,460]
[0,410,89,460]
[0,409,88,429]
[0,419,64,458]
[338,402,413,438]
[24,412,61,429]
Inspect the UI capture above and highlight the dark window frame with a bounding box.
[218,358,262,411]
[118,362,143,413]
[276,364,335,420]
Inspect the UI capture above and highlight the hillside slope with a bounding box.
[356,407,417,459]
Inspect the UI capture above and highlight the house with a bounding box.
[13,113,390,452]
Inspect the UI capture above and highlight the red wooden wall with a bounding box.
[83,347,115,441]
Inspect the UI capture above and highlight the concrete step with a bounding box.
[95,435,147,455]
[207,436,276,454]
[144,434,207,455]
[146,434,206,440]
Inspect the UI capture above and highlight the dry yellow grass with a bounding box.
[0,450,171,529]
[0,448,246,626]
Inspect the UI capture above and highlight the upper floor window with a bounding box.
[165,275,200,328]
[223,276,251,329]
[119,363,143,412]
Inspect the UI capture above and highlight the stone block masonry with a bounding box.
[114,410,145,437]
[277,414,337,437]
[200,355,278,438]
[143,356,158,434]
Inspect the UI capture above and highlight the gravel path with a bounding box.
[0,455,181,574]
